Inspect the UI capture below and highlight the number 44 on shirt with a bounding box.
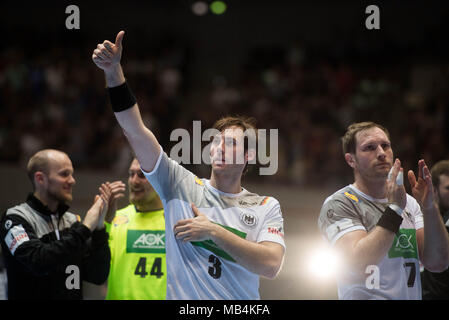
[134,257,164,278]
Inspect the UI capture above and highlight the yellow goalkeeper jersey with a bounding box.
[105,204,166,300]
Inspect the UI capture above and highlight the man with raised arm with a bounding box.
[92,31,285,299]
[318,122,449,299]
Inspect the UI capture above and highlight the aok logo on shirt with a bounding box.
[388,229,418,259]
[127,230,166,254]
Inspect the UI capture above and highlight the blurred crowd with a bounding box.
[1,33,448,188]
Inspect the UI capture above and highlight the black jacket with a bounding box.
[0,194,110,300]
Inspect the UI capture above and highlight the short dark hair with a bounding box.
[341,121,390,154]
[431,160,449,189]
[212,115,258,151]
[212,115,258,174]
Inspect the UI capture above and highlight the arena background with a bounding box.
[0,0,448,300]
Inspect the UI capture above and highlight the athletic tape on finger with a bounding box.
[387,167,403,185]
[396,171,403,186]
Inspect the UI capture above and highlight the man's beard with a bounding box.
[130,191,157,209]
[354,157,391,180]
[47,188,72,206]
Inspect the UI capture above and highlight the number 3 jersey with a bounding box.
[105,205,166,300]
[318,184,423,300]
[143,147,286,300]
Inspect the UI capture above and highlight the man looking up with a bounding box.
[92,31,285,299]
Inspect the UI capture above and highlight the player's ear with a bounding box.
[34,171,47,189]
[345,153,356,169]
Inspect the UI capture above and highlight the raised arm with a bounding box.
[92,31,161,172]
[410,160,449,272]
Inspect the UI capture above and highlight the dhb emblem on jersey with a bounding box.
[240,212,258,228]
[344,192,359,203]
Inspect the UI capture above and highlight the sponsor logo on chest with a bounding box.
[388,228,418,259]
[126,230,166,254]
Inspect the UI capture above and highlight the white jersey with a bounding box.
[318,184,423,300]
[143,147,285,300]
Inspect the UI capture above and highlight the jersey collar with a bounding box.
[204,179,247,198]
[349,184,388,203]
[26,193,69,219]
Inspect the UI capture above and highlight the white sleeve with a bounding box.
[407,195,423,230]
[257,199,285,249]
[318,196,367,247]
[141,145,191,201]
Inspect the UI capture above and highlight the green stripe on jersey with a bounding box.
[191,223,246,262]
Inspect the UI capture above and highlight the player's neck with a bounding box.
[33,191,58,212]
[135,198,163,212]
[210,171,242,194]
[353,178,387,200]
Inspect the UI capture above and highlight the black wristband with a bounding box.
[377,206,403,234]
[107,81,137,112]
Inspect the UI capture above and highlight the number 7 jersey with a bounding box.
[318,184,423,300]
[143,147,285,300]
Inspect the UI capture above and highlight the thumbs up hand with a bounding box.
[92,30,125,72]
